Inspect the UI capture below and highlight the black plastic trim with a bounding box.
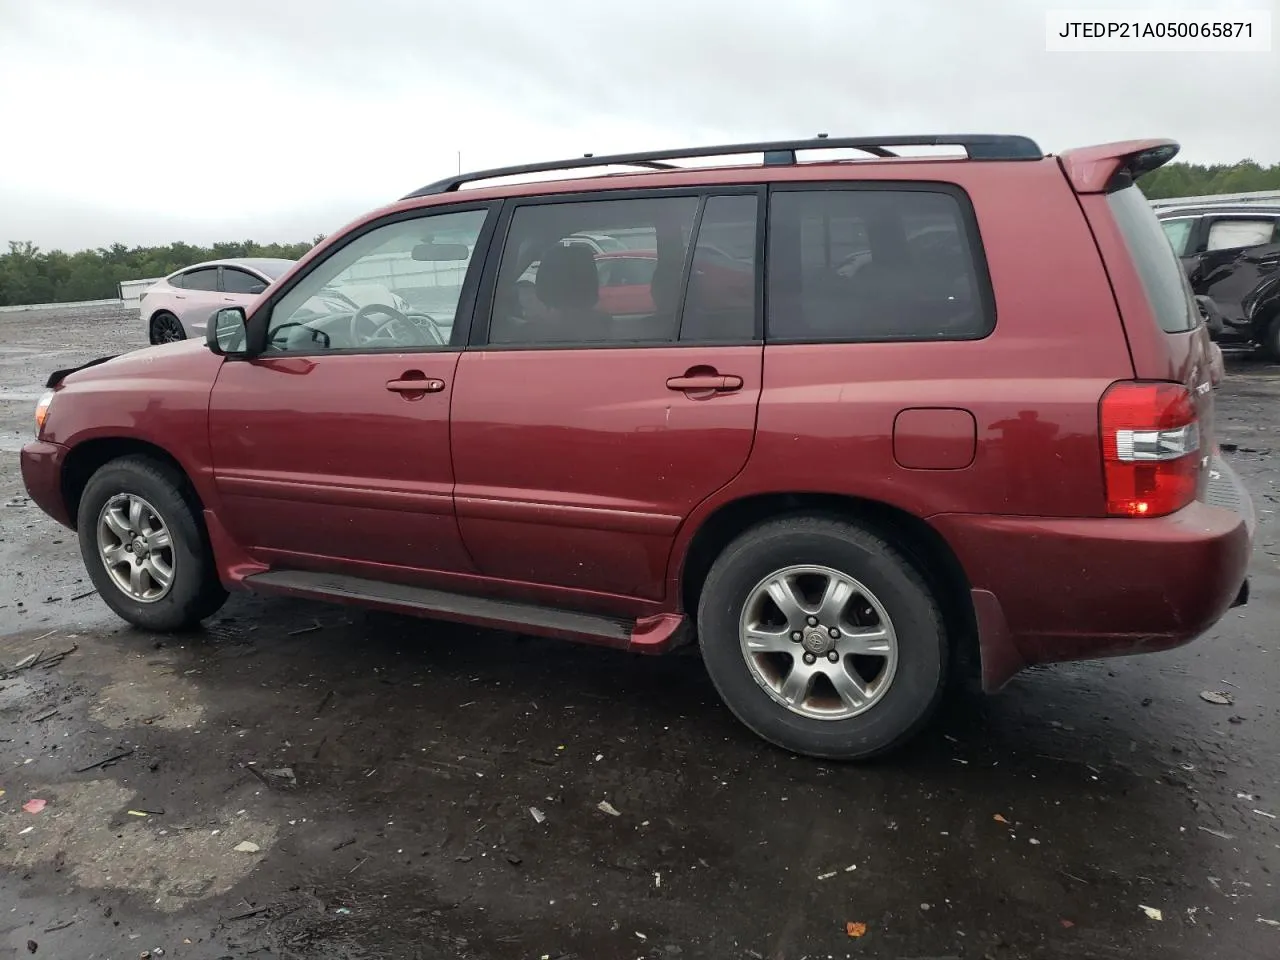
[46,355,116,389]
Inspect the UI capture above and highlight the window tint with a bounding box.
[767,188,990,343]
[1107,185,1196,333]
[489,196,698,346]
[265,208,488,353]
[679,194,758,343]
[180,268,219,292]
[222,268,267,295]
[1206,218,1276,251]
[600,256,658,287]
[1159,218,1195,257]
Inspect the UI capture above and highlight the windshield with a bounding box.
[254,259,296,279]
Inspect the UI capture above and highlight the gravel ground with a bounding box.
[1,303,1278,960]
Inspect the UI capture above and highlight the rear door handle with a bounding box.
[386,377,445,394]
[666,374,743,392]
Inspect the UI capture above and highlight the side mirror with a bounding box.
[412,242,470,262]
[207,306,249,356]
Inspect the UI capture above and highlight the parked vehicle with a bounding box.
[141,258,295,344]
[1155,203,1280,358]
[23,135,1255,759]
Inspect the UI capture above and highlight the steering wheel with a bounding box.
[350,303,444,348]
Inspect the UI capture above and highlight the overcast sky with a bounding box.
[1,0,1276,251]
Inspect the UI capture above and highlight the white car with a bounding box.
[141,258,296,344]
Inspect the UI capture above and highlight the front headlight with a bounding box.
[34,389,55,437]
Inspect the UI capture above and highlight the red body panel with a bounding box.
[19,145,1253,684]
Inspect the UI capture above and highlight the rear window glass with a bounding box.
[766,187,992,343]
[1108,185,1196,333]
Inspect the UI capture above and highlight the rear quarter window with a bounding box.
[1107,186,1196,333]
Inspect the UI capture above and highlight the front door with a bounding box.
[450,190,764,602]
[208,204,495,580]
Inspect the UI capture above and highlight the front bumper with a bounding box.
[935,454,1254,690]
[20,439,72,527]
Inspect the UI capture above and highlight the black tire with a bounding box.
[1263,315,1280,363]
[697,515,947,760]
[76,456,227,631]
[149,311,186,345]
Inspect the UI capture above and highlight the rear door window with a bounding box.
[180,268,220,292]
[222,268,267,294]
[1205,218,1277,251]
[766,186,993,342]
[1107,185,1196,333]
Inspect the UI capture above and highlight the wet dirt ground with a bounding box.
[1,305,1278,960]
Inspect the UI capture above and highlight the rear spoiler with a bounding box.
[1058,139,1180,194]
[46,355,116,389]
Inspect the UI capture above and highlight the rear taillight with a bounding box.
[1100,381,1200,517]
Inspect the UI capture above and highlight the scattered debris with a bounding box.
[816,870,837,881]
[845,922,867,938]
[32,709,58,723]
[26,941,37,955]
[1060,920,1075,929]
[1199,691,1233,705]
[334,907,352,915]
[314,689,335,715]
[993,814,1009,824]
[505,854,522,866]
[22,799,46,814]
[1253,809,1277,820]
[75,747,134,773]
[19,826,34,835]
[42,920,76,933]
[227,907,269,921]
[1198,826,1236,840]
[654,871,661,888]
[288,622,322,636]
[1140,905,1163,921]
[597,800,621,817]
[1029,838,1041,845]
[68,589,98,602]
[529,806,546,824]
[1258,917,1280,927]
[234,841,261,853]
[844,864,857,872]
[332,838,355,851]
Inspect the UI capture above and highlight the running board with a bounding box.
[242,569,687,653]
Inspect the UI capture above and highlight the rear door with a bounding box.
[449,189,764,602]
[172,266,224,336]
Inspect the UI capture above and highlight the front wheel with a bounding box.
[76,456,227,631]
[697,515,947,760]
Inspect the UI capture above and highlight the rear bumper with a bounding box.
[935,456,1254,691]
[20,440,72,527]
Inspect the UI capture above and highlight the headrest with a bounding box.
[535,243,599,310]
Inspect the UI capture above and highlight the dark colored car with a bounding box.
[22,134,1255,760]
[1156,202,1280,357]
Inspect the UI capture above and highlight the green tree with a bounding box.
[0,238,318,307]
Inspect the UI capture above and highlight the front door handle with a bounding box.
[386,375,445,395]
[666,374,743,392]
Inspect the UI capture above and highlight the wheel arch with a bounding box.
[61,437,199,530]
[676,492,979,678]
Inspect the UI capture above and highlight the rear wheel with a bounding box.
[697,515,947,760]
[77,456,227,631]
[149,311,186,345]
[1263,315,1280,363]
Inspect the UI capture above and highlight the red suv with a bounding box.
[22,135,1255,759]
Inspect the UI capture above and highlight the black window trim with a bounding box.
[219,265,271,295]
[763,180,997,346]
[237,201,500,358]
[468,185,766,351]
[177,266,221,293]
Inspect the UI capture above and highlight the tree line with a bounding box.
[2,159,1279,307]
[0,239,320,307]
